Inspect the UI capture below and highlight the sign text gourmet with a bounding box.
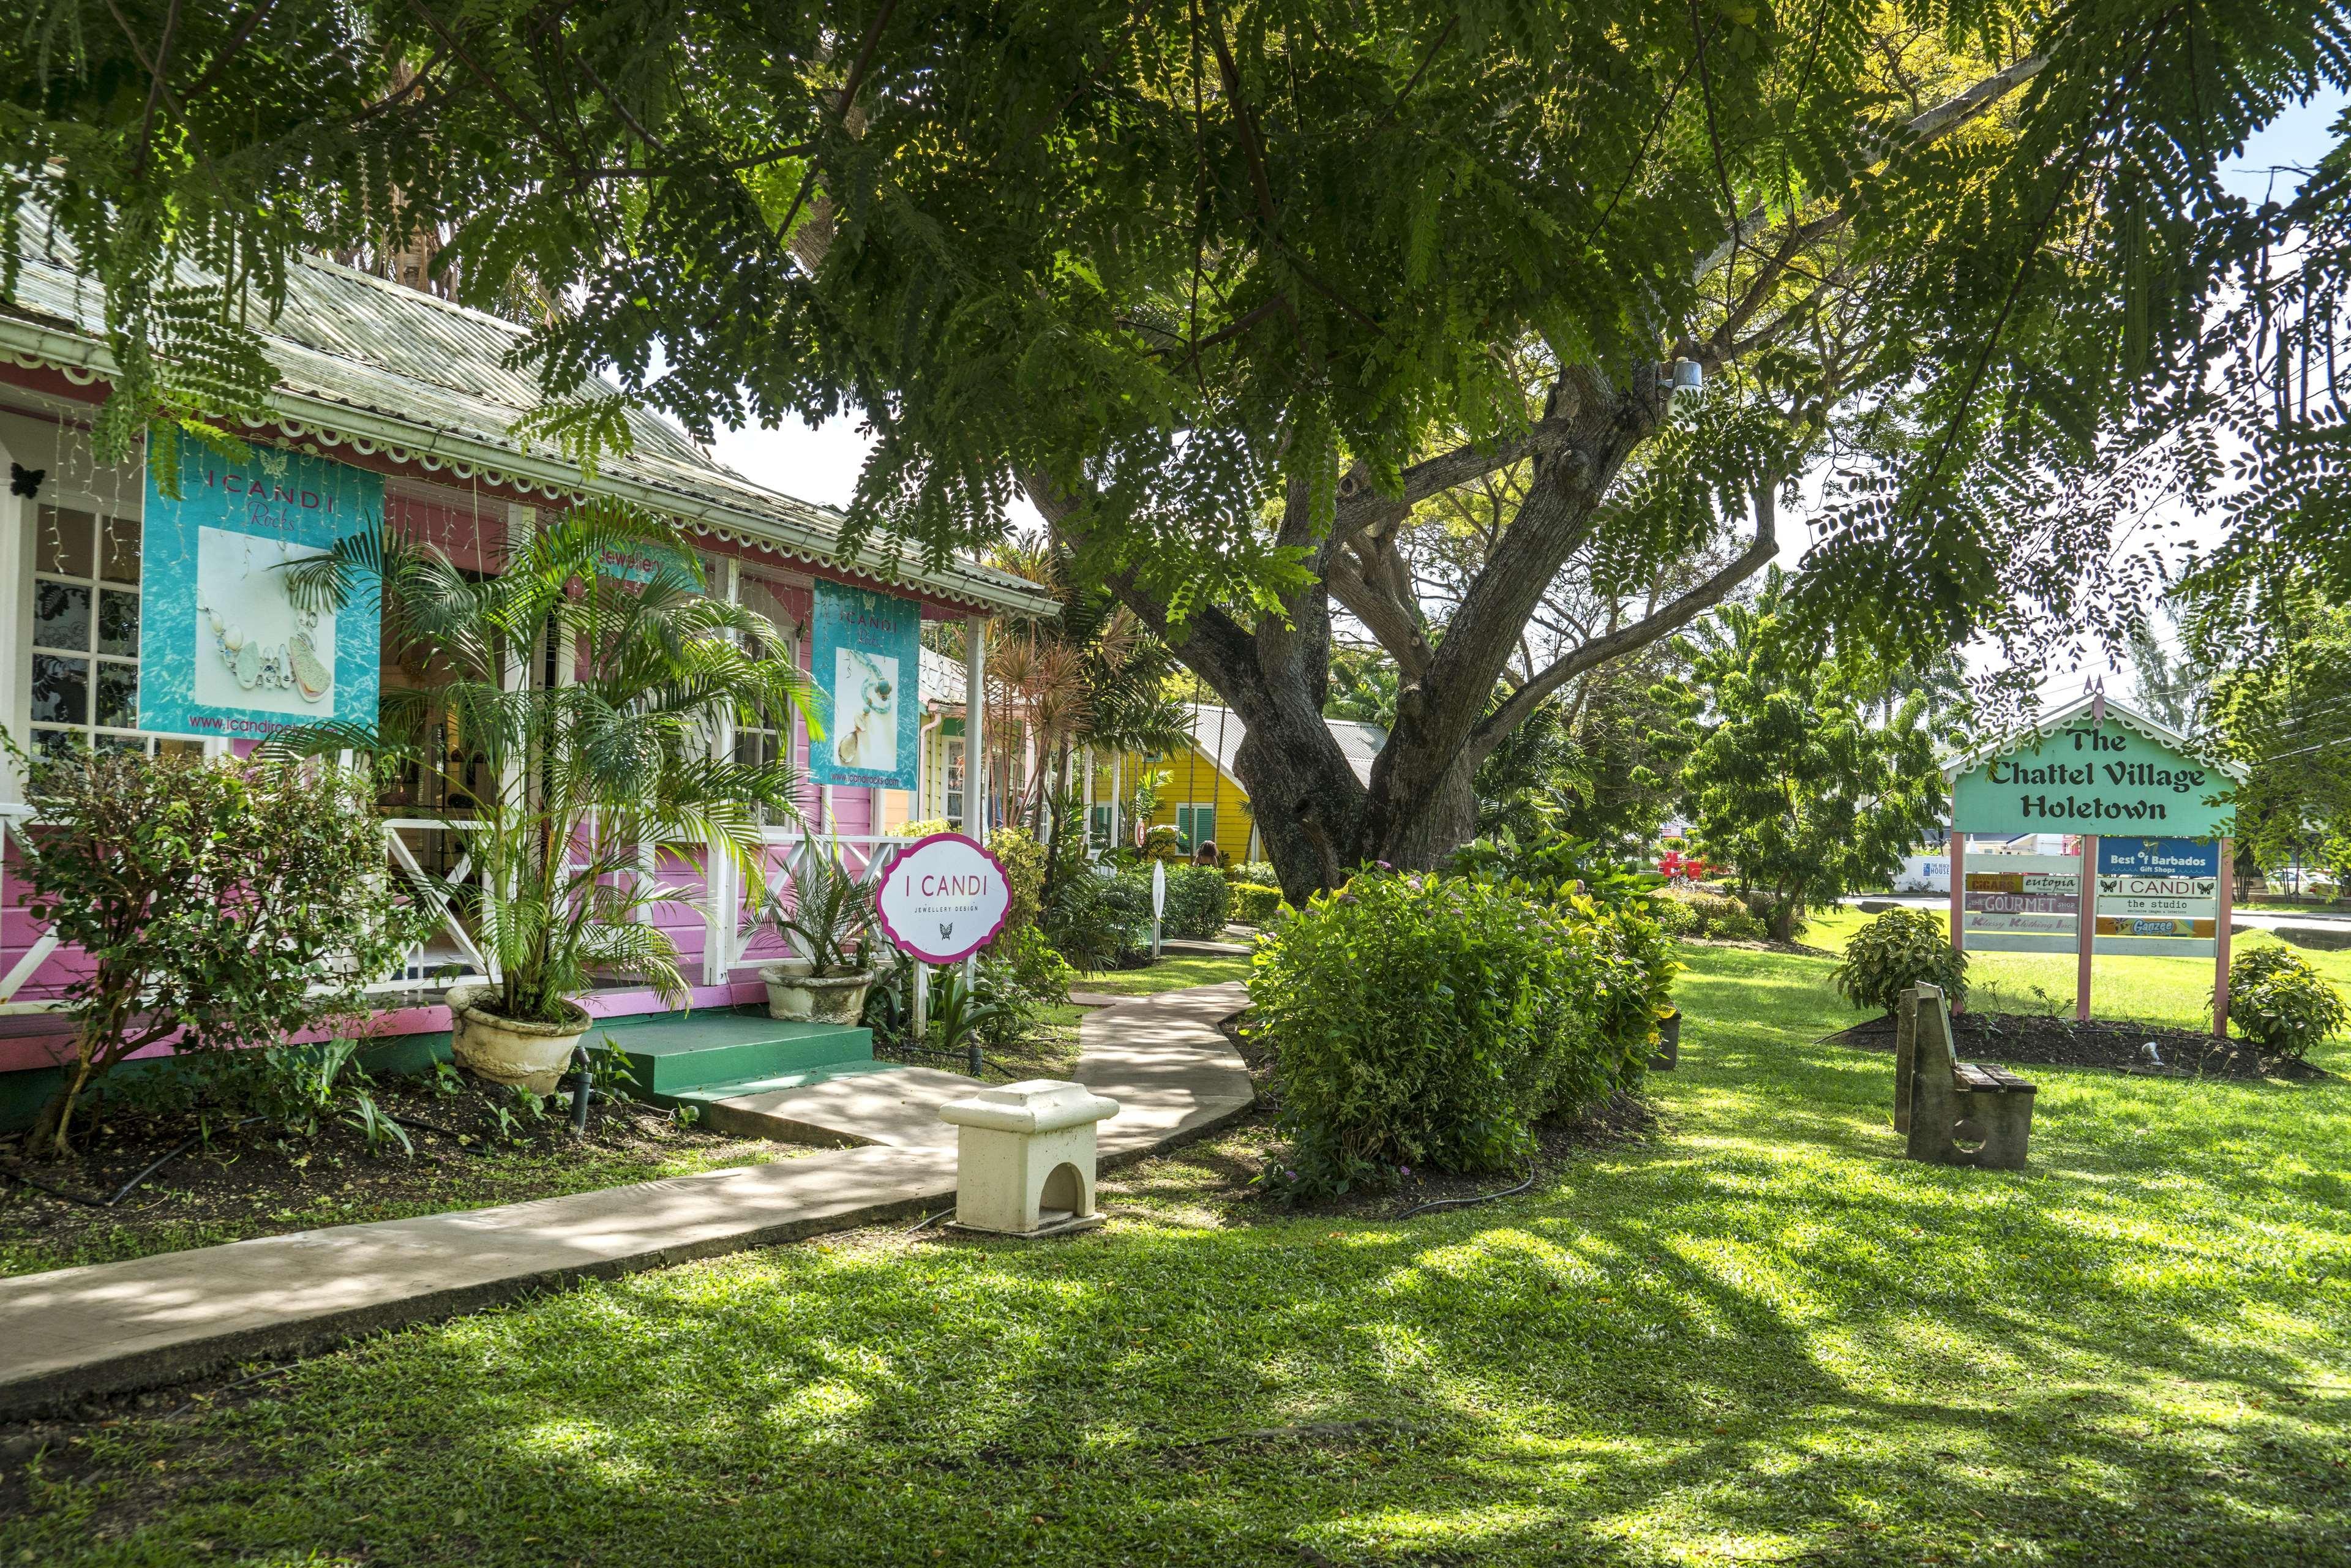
[876,833,1011,964]
[1961,857,2081,936]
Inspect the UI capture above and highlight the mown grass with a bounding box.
[4,939,2345,1566]
[1076,951,1255,996]
[1811,903,2351,1031]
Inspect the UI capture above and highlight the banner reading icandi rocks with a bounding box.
[138,440,384,740]
[808,579,921,792]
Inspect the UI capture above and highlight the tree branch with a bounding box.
[1692,53,2048,285]
[1322,541,1431,681]
[1468,485,1779,763]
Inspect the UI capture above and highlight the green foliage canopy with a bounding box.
[7,1,2344,892]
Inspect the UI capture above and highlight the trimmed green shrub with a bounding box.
[1249,871,1673,1196]
[1160,864,1232,939]
[2227,947,2349,1063]
[1833,908,1968,1016]
[1654,885,1766,940]
[1232,882,1288,925]
[1224,860,1279,888]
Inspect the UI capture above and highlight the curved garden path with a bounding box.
[0,983,1253,1417]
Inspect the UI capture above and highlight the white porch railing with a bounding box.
[702,830,918,980]
[0,809,923,1014]
[0,809,498,1013]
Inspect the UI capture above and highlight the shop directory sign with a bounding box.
[2094,838,2220,953]
[1960,853,2082,951]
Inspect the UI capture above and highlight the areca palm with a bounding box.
[280,501,816,1024]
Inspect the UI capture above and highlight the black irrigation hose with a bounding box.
[388,1115,500,1154]
[904,1207,954,1234]
[1392,1170,1539,1221]
[1,1117,269,1210]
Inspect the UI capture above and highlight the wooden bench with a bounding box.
[1893,983,2036,1169]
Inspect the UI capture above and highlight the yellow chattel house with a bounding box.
[1083,704,1385,863]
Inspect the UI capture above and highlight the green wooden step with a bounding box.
[591,1006,874,1096]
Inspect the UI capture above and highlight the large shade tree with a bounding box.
[6,0,2342,898]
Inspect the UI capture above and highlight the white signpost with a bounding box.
[1150,859,1166,959]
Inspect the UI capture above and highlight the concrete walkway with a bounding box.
[0,982,1254,1417]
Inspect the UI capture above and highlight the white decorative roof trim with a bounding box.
[0,317,1059,619]
[1942,691,2247,782]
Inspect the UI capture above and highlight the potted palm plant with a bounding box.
[279,501,815,1092]
[762,842,883,1024]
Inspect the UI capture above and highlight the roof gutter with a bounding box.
[0,313,1060,620]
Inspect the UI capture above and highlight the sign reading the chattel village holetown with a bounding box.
[876,833,1011,964]
[1946,697,2244,1032]
[138,441,383,740]
[1950,716,2233,837]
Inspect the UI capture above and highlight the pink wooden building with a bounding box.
[0,223,1050,1118]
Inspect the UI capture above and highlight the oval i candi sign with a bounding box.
[876,833,1012,964]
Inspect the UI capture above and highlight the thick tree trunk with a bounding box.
[1030,367,1772,907]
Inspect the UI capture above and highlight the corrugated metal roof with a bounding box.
[1185,702,1385,790]
[0,206,1056,617]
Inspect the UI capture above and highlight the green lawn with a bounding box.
[1076,951,1254,996]
[1812,904,2351,1030]
[6,939,2346,1566]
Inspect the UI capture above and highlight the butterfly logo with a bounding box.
[939,922,954,940]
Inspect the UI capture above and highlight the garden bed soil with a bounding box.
[0,1071,798,1277]
[1823,1010,2327,1081]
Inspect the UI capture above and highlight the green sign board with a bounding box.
[1951,718,2232,838]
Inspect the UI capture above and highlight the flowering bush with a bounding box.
[1248,869,1674,1197]
[1657,849,1712,882]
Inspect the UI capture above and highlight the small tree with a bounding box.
[1662,573,1949,940]
[18,749,429,1158]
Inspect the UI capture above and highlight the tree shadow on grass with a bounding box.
[7,985,2349,1566]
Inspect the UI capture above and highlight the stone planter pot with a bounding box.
[446,983,590,1095]
[760,964,877,1025]
[1650,1008,1682,1072]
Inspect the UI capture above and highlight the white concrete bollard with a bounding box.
[937,1079,1120,1237]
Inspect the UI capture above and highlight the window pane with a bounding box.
[156,738,206,759]
[32,727,77,759]
[96,663,139,730]
[34,581,91,651]
[94,733,144,755]
[36,508,94,577]
[32,654,89,724]
[100,516,141,583]
[98,589,139,656]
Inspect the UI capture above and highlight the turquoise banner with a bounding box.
[809,579,920,791]
[138,442,383,741]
